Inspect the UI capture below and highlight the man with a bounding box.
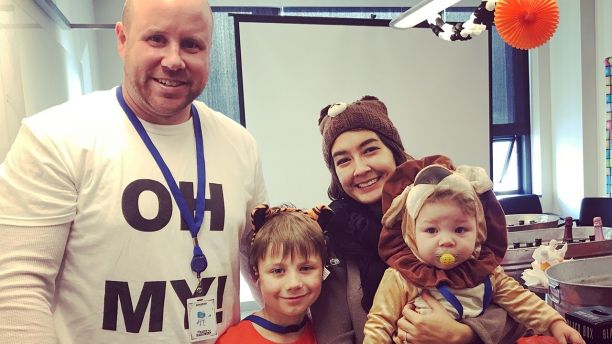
[0,0,266,342]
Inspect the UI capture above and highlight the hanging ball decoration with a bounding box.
[494,0,559,50]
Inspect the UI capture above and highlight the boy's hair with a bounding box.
[249,206,327,279]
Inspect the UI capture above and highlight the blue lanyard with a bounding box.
[244,314,308,334]
[116,86,208,277]
[436,275,492,320]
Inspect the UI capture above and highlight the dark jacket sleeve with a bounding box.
[311,263,356,344]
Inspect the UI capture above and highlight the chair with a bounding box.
[497,194,543,215]
[578,197,612,227]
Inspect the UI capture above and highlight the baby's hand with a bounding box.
[549,320,585,344]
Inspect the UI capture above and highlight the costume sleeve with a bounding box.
[0,223,70,344]
[491,266,564,334]
[238,138,268,306]
[462,303,526,344]
[311,263,357,344]
[364,268,416,344]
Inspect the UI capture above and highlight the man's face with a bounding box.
[115,0,212,124]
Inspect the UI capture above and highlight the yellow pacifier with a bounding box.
[439,253,456,265]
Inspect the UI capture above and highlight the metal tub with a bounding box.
[501,226,612,282]
[546,256,612,315]
[505,214,561,232]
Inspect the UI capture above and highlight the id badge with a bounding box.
[187,296,217,342]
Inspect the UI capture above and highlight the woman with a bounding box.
[310,96,525,344]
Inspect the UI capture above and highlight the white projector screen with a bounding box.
[235,15,491,208]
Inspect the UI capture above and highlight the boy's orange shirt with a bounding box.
[216,318,317,344]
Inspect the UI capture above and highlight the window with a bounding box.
[492,137,519,192]
[446,9,531,195]
[490,25,531,195]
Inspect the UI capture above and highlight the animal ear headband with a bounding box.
[250,204,333,245]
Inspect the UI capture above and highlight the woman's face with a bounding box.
[330,130,396,205]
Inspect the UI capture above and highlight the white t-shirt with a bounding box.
[0,88,267,343]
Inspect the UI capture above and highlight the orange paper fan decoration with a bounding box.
[494,0,559,50]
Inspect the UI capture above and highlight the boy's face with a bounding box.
[414,199,478,270]
[256,248,323,324]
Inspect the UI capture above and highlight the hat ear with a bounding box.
[360,95,379,101]
[358,95,388,116]
[414,164,452,185]
[315,205,333,231]
[305,205,333,230]
[251,204,270,232]
[455,165,493,194]
[318,105,332,126]
[382,184,413,228]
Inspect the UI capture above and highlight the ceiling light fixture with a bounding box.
[390,0,463,29]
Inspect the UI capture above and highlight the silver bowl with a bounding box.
[505,214,561,232]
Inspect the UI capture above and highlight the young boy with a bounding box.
[364,164,584,344]
[217,204,331,344]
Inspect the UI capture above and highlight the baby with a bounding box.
[364,164,583,344]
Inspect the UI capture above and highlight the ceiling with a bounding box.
[4,0,483,27]
[0,0,39,27]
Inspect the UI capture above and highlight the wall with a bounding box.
[88,0,612,218]
[0,0,99,160]
[91,0,122,90]
[20,0,99,112]
[532,0,611,217]
[90,0,482,23]
[5,0,612,215]
[0,3,26,163]
[238,19,490,208]
[90,0,484,91]
[95,28,122,90]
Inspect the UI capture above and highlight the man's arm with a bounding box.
[0,223,69,344]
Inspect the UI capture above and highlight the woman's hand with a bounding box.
[397,290,475,344]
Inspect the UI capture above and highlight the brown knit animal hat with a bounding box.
[318,95,405,169]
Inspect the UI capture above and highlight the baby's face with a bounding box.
[414,199,477,269]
